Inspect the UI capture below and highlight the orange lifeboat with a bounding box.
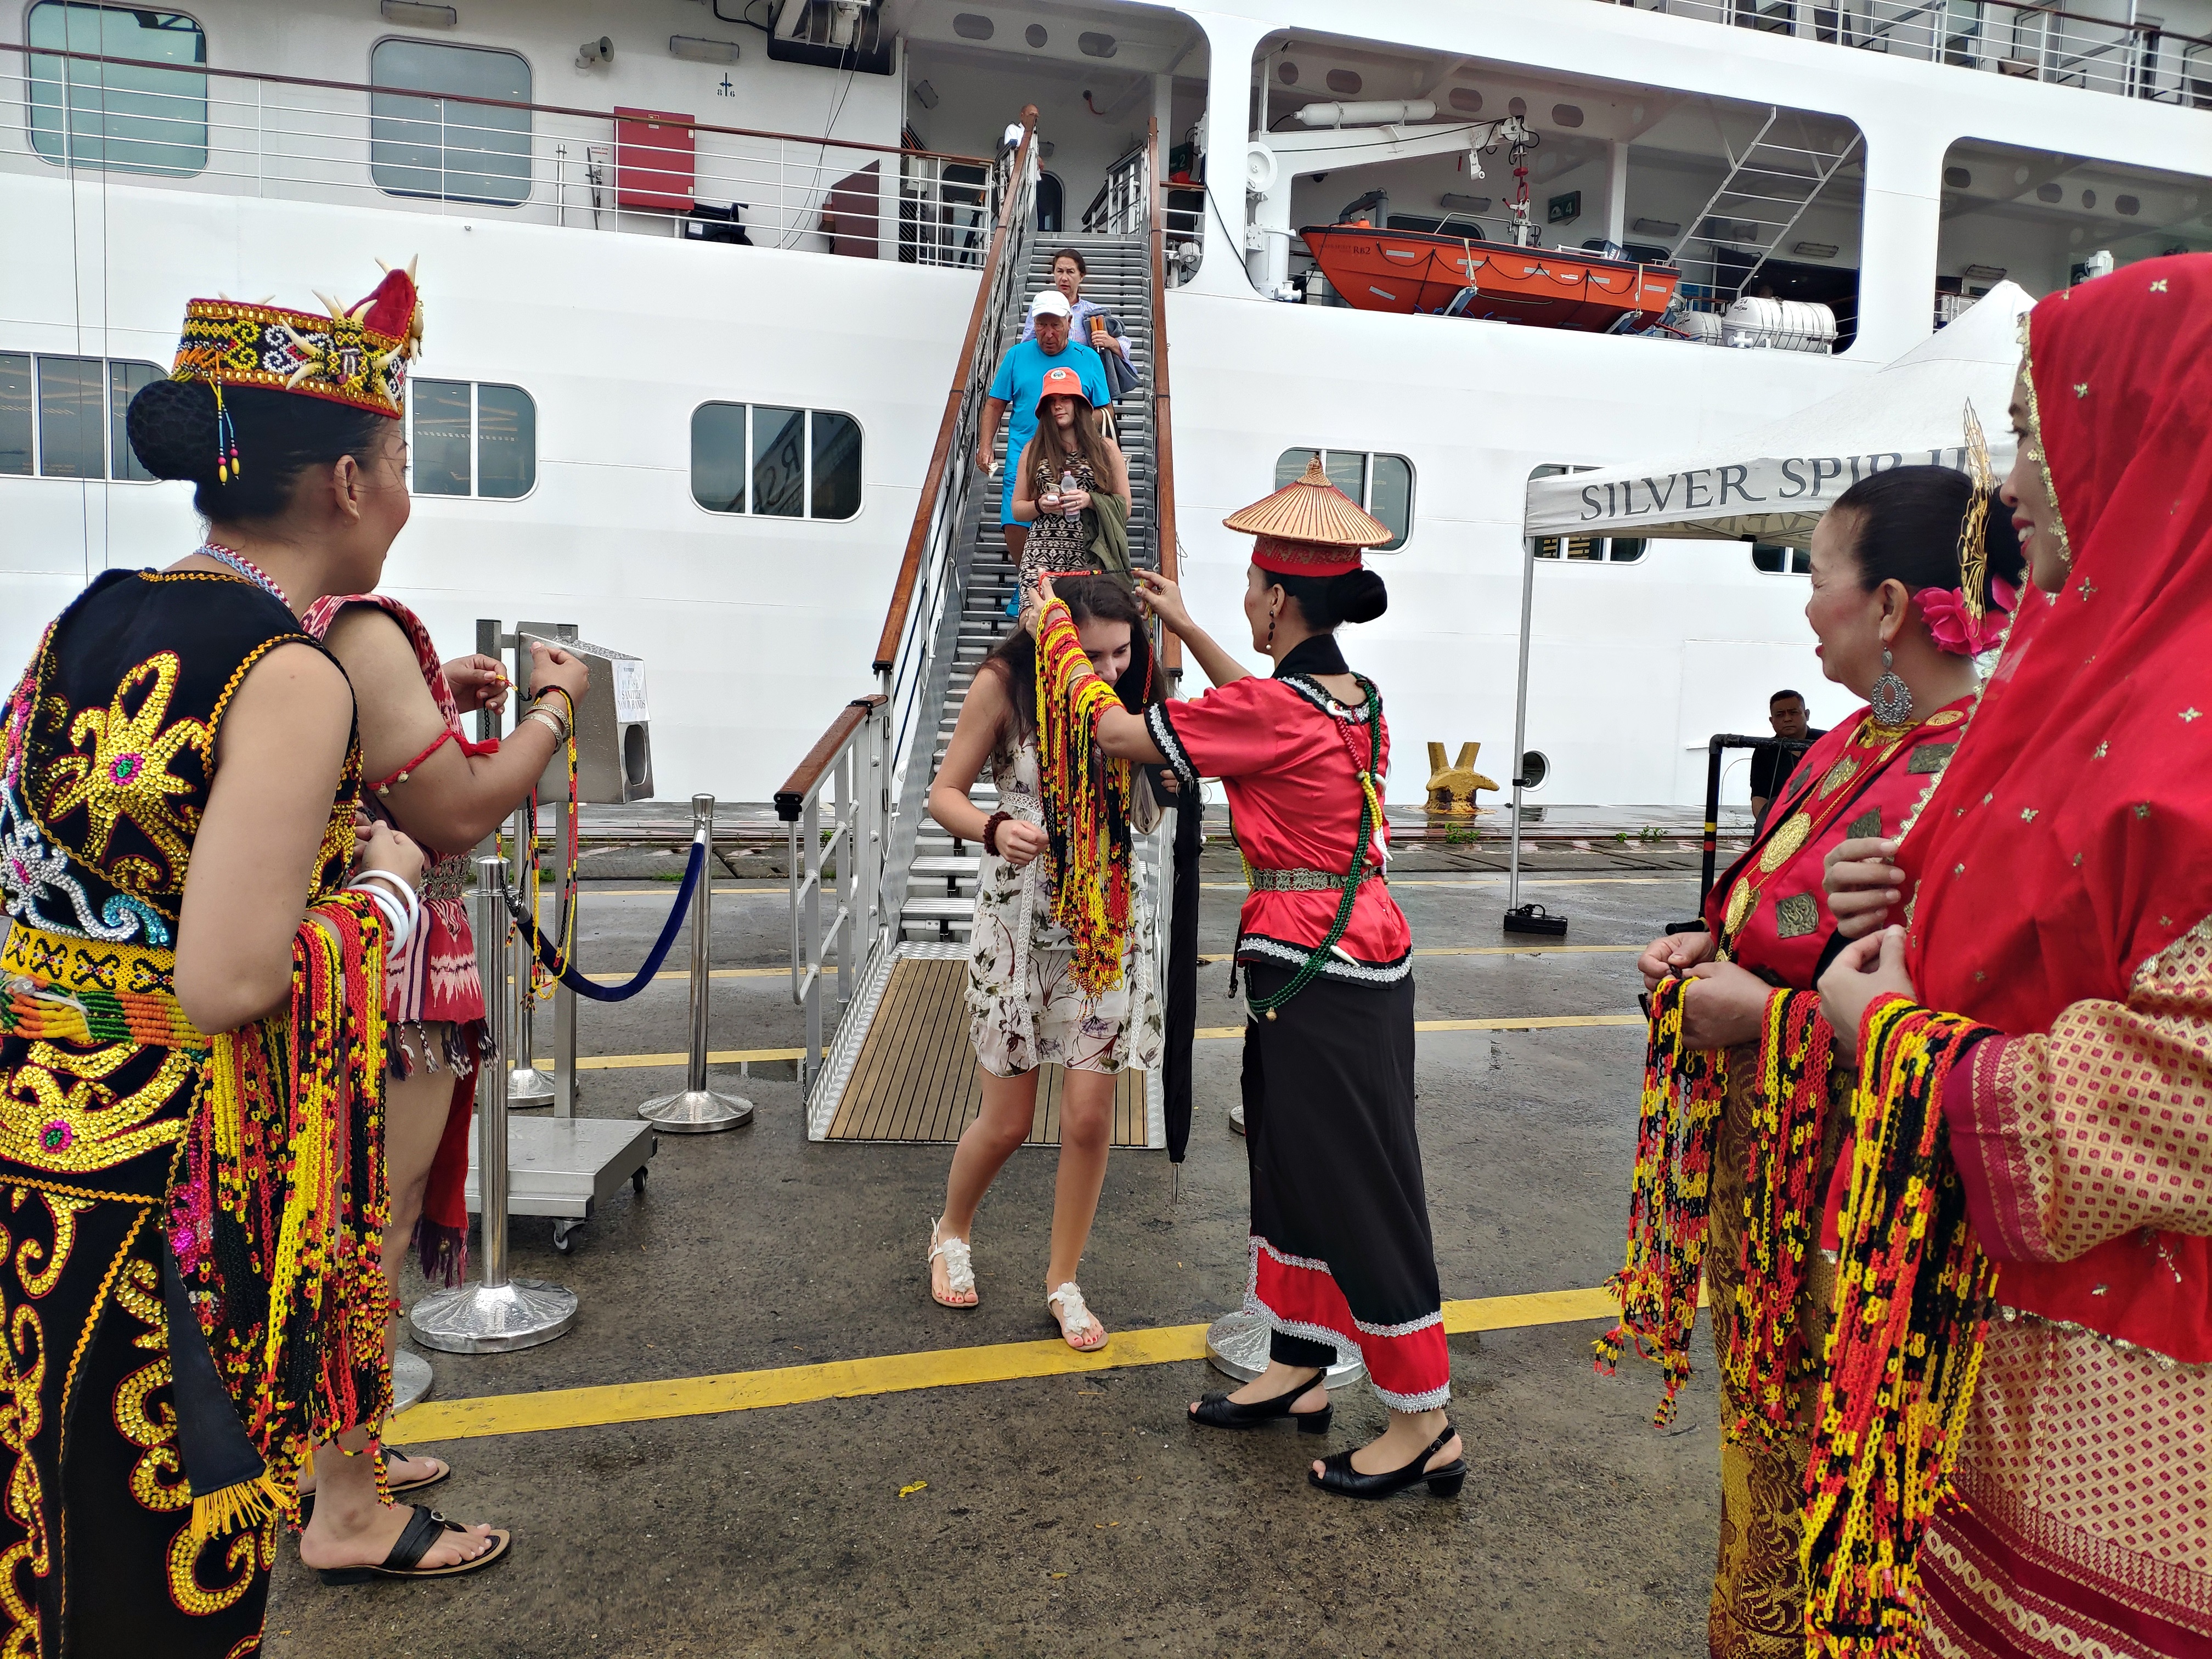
[1300,225,1681,331]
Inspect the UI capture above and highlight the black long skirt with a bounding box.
[1238,965,1449,1409]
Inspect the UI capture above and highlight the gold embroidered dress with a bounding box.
[0,569,365,1654]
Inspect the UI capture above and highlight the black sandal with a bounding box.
[298,1444,449,1525]
[317,1504,510,1584]
[1188,1370,1332,1435]
[1307,1423,1465,1500]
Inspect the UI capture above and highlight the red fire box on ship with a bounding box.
[614,107,695,211]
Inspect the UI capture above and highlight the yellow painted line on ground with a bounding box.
[554,1014,1642,1069]
[388,1285,1621,1445]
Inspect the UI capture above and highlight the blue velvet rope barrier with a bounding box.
[503,837,704,1002]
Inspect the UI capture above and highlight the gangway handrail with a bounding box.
[776,696,890,1090]
[1,40,994,166]
[1146,115,1182,681]
[873,105,1039,675]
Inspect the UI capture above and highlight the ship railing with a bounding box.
[0,42,1000,266]
[1144,116,1182,674]
[773,695,889,1093]
[1618,0,2212,105]
[770,106,1036,1091]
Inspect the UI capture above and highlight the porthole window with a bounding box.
[370,39,532,206]
[1752,542,1812,575]
[27,3,208,177]
[407,379,536,498]
[1273,448,1412,550]
[692,403,862,521]
[1519,751,1549,790]
[0,352,163,478]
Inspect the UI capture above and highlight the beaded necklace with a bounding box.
[198,541,289,609]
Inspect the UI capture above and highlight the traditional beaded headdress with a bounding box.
[1225,456,1392,578]
[169,259,424,480]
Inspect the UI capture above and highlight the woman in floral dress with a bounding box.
[923,576,1163,1350]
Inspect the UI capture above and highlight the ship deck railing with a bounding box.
[1,41,1003,267]
[1620,0,2212,106]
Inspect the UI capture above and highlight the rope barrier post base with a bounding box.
[1204,1310,1366,1391]
[412,856,579,1353]
[640,794,754,1134]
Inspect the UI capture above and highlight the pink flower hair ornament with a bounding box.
[1915,578,2017,656]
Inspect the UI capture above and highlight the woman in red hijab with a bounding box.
[1821,255,2212,1657]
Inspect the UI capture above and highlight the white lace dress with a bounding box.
[966,731,1164,1079]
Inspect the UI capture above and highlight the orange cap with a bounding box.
[1034,364,1094,416]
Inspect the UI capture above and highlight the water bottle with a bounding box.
[1059,469,1080,521]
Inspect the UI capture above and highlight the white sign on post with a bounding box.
[613,658,650,723]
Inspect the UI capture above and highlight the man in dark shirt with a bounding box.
[1750,690,1824,822]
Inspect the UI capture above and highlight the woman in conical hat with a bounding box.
[1024,457,1464,1499]
[0,263,500,1652]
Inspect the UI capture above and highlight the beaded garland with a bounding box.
[1594,972,1728,1425]
[1722,986,1834,1440]
[1032,597,1136,994]
[1799,996,1997,1654]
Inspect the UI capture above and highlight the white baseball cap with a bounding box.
[1028,290,1073,319]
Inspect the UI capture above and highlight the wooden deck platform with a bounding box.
[822,955,1149,1146]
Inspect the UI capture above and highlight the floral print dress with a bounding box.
[966,730,1163,1078]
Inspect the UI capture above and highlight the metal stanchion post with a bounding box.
[410,857,579,1352]
[639,794,753,1133]
[507,798,554,1105]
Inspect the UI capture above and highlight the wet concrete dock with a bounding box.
[265,853,1725,1658]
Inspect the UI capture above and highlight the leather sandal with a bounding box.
[316,1504,511,1584]
[298,1444,449,1524]
[928,1218,977,1309]
[1046,1282,1108,1352]
[1189,1371,1331,1434]
[1308,1423,1466,1501]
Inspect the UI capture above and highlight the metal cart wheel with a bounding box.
[552,1218,585,1254]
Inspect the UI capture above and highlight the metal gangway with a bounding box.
[775,109,1184,1150]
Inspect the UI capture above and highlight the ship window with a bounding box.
[0,356,31,476]
[370,39,532,206]
[1273,448,1412,551]
[27,4,208,178]
[1532,535,1645,563]
[37,357,106,478]
[692,403,863,521]
[1752,542,1812,575]
[407,380,536,499]
[107,360,162,481]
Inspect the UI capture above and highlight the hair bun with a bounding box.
[125,377,218,482]
[1331,567,1388,626]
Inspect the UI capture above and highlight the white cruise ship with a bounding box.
[5,0,2205,824]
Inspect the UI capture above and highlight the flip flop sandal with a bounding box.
[299,1445,449,1525]
[317,1504,511,1584]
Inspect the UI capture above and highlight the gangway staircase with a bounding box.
[1668,109,1860,303]
[780,116,1181,1149]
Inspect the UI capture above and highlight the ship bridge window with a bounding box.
[370,39,531,206]
[0,352,163,479]
[407,380,536,499]
[1273,448,1411,551]
[1752,543,1812,575]
[692,403,863,521]
[27,3,207,178]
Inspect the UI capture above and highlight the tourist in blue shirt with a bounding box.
[977,291,1110,569]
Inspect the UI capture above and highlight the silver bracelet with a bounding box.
[525,706,571,743]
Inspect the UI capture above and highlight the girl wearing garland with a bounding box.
[1820,257,2212,1658]
[925,575,1164,1350]
[1040,459,1460,1499]
[298,549,590,1522]
[0,267,499,1656]
[1608,466,2021,1656]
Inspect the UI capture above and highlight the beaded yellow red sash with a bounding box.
[1,924,204,1048]
[1034,599,1135,994]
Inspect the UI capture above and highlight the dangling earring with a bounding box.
[1870,645,1914,726]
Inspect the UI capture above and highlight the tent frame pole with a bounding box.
[1506,534,1537,913]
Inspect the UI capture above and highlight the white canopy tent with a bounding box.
[1499,283,2034,927]
[1523,281,2034,544]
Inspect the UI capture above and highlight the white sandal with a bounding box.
[1046,1282,1109,1352]
[929,1217,977,1308]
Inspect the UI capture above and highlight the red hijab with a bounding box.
[1902,252,2212,1352]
